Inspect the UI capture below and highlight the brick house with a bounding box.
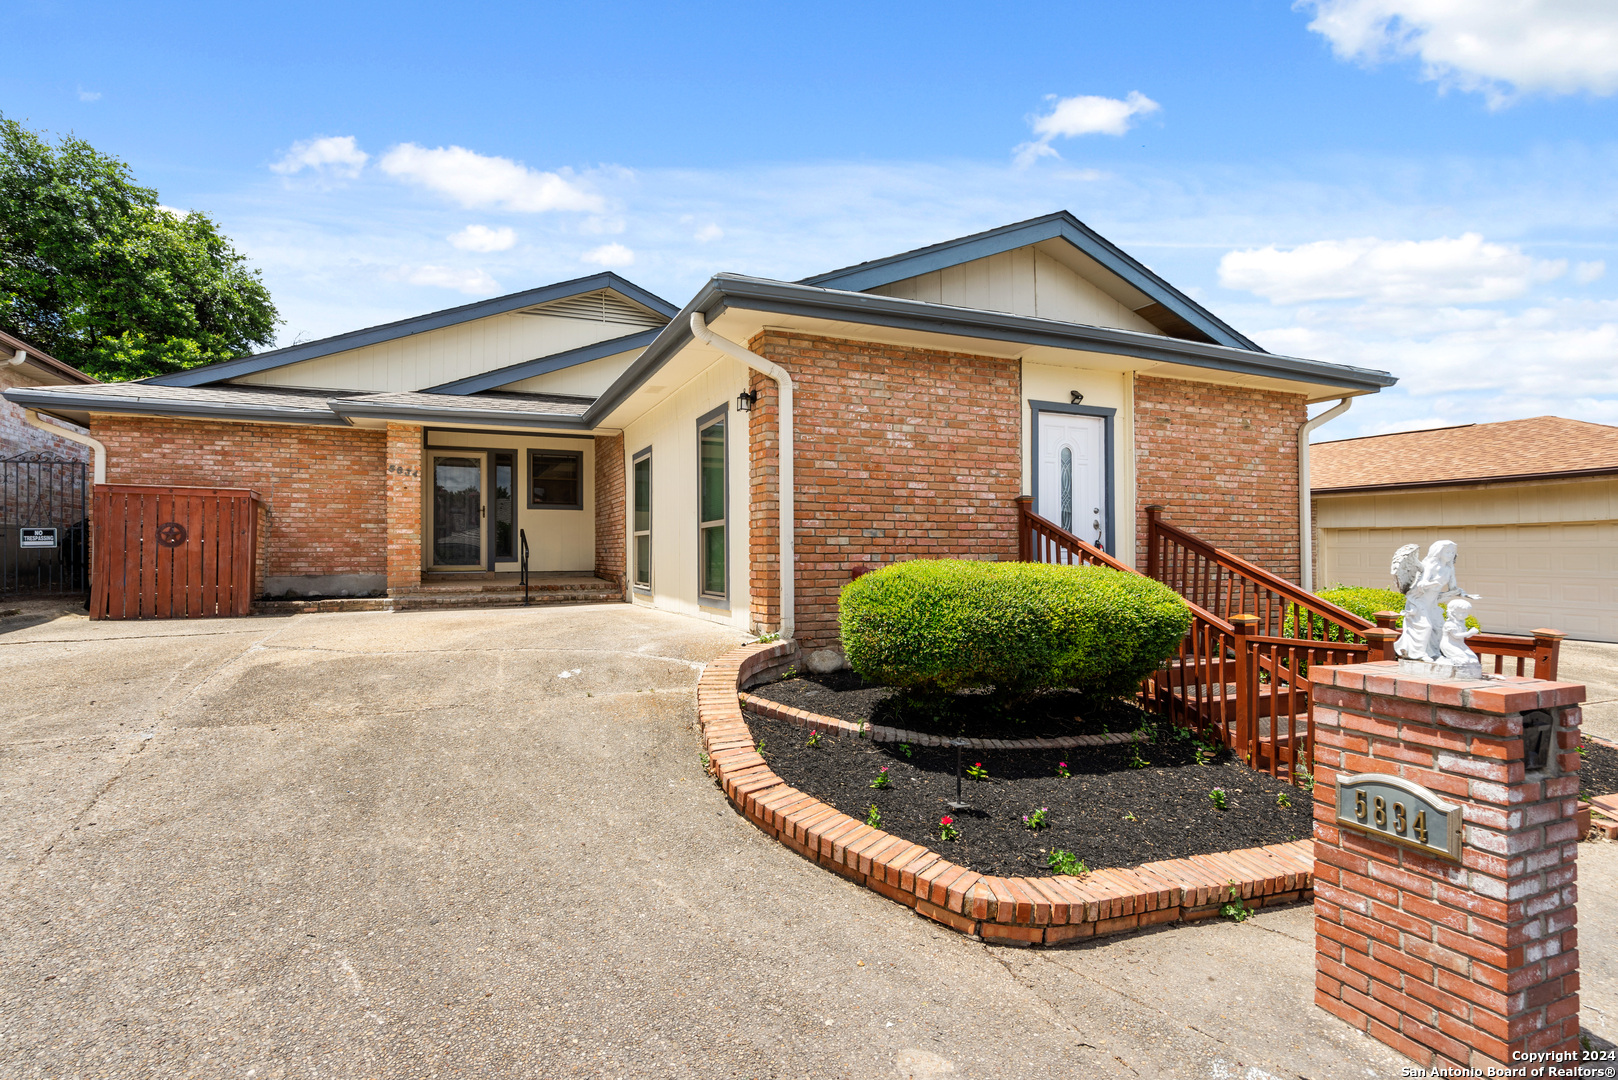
[5,212,1395,656]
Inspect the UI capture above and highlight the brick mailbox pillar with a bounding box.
[1311,660,1586,1071]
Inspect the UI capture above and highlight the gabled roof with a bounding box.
[799,211,1262,352]
[1312,416,1618,492]
[144,272,676,389]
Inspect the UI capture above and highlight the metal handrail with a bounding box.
[519,529,530,606]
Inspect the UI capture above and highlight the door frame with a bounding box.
[1029,400,1117,556]
[425,450,489,571]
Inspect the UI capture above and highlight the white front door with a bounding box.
[1036,412,1107,552]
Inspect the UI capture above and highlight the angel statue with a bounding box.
[1391,541,1481,675]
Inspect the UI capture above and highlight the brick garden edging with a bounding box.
[701,642,1315,945]
[738,693,1143,752]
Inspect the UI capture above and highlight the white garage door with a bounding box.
[1320,521,1618,642]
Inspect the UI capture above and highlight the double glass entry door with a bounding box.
[431,452,486,569]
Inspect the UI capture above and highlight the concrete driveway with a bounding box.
[1559,638,1618,743]
[0,602,1610,1079]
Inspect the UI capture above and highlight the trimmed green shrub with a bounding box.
[839,559,1191,698]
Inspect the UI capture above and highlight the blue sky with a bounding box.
[3,0,1615,438]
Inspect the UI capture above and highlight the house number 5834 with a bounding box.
[1354,789,1426,843]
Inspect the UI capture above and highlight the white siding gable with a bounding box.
[867,244,1164,336]
[233,290,664,393]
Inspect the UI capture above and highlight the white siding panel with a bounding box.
[867,245,1163,335]
[235,313,643,392]
[620,357,752,631]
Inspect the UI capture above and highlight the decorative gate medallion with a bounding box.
[156,521,189,548]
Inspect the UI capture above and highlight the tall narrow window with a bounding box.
[698,409,727,602]
[493,452,515,559]
[632,449,652,590]
[1059,446,1073,533]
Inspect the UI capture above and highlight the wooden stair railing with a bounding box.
[1016,499,1566,787]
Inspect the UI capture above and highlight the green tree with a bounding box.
[0,113,278,381]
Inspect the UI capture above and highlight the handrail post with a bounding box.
[1145,504,1165,581]
[1374,610,1399,631]
[1015,495,1033,563]
[1231,614,1258,761]
[1531,628,1564,682]
[1363,627,1398,663]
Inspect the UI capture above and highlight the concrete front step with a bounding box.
[390,589,620,611]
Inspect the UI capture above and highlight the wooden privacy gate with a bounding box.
[91,485,261,619]
[1016,497,1563,786]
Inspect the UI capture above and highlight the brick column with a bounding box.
[747,366,781,636]
[593,432,625,593]
[1311,660,1586,1071]
[385,422,421,593]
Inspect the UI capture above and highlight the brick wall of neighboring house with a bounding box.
[745,331,1022,656]
[1134,374,1307,583]
[0,368,92,459]
[384,423,421,592]
[593,432,625,592]
[93,415,389,591]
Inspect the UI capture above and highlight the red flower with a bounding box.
[940,816,953,825]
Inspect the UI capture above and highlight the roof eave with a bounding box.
[329,401,591,430]
[1314,465,1618,496]
[1,387,352,428]
[144,272,676,389]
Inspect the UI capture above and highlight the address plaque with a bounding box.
[1334,773,1464,862]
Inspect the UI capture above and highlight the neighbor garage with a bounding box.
[1311,416,1618,643]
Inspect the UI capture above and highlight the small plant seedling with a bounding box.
[756,632,781,643]
[857,720,868,739]
[1209,788,1228,810]
[780,666,798,680]
[755,738,766,755]
[898,743,914,758]
[1123,811,1137,822]
[1054,761,1071,779]
[700,752,712,774]
[1022,806,1050,831]
[1577,744,1589,758]
[1129,743,1150,770]
[805,729,822,748]
[1219,880,1253,922]
[937,816,959,842]
[864,804,882,828]
[966,761,989,782]
[870,766,892,789]
[1297,770,1316,792]
[1195,744,1216,766]
[1048,849,1087,876]
[1276,791,1291,809]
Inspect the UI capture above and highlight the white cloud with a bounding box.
[581,242,634,267]
[449,224,517,253]
[77,88,102,103]
[399,265,499,295]
[1575,260,1607,284]
[271,136,369,180]
[1219,233,1566,305]
[1297,0,1618,104]
[1015,91,1160,165]
[694,223,724,243]
[379,143,603,213]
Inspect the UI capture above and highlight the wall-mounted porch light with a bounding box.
[1070,390,1085,405]
[737,389,758,412]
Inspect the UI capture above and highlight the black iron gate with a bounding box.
[1,454,89,594]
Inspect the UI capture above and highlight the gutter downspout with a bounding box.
[688,313,795,642]
[25,409,106,485]
[1298,397,1352,592]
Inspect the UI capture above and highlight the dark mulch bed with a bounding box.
[745,708,1315,877]
[1582,736,1618,800]
[746,670,1126,741]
